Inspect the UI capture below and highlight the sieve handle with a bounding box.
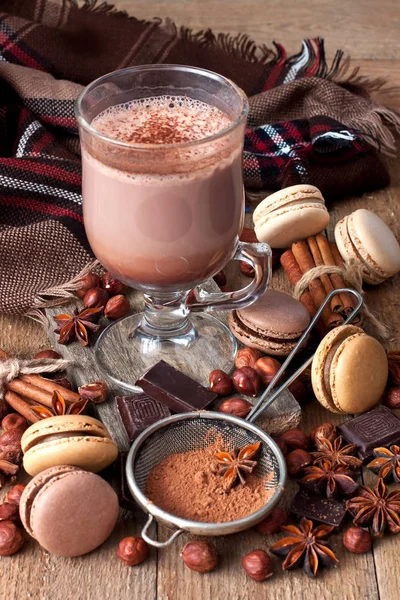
[141,514,183,548]
[246,288,364,423]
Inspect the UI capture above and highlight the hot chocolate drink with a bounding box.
[82,96,244,290]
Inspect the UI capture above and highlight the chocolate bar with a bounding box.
[291,489,347,528]
[337,405,400,461]
[116,393,171,443]
[116,453,135,512]
[136,360,217,413]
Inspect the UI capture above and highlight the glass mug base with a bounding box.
[94,312,237,392]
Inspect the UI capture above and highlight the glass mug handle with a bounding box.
[186,242,271,312]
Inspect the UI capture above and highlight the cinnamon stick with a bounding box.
[21,375,79,404]
[330,241,363,325]
[7,379,54,408]
[4,390,40,423]
[292,240,344,330]
[316,235,355,315]
[307,236,342,313]
[280,250,327,338]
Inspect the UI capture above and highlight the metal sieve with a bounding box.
[126,289,363,547]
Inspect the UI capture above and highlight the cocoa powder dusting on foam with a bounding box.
[145,440,274,523]
[91,96,232,145]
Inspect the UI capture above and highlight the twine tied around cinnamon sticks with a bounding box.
[0,356,73,400]
[292,258,389,342]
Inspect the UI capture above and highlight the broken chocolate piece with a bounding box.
[116,393,170,443]
[337,406,400,462]
[116,453,136,512]
[291,488,347,528]
[136,360,217,413]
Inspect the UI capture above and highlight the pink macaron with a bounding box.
[19,466,119,557]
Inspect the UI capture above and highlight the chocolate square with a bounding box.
[291,489,347,528]
[116,393,171,443]
[337,405,400,461]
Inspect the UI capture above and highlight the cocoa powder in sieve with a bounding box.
[145,442,274,523]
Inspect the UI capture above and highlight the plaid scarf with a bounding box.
[0,0,399,316]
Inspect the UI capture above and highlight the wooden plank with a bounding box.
[117,0,400,60]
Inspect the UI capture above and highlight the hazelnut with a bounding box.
[384,387,400,409]
[6,485,26,506]
[255,507,288,535]
[219,397,253,418]
[240,227,258,243]
[209,370,234,396]
[241,549,273,581]
[1,413,27,432]
[272,436,288,457]
[104,295,130,320]
[388,351,400,386]
[75,272,101,298]
[116,536,149,566]
[78,380,108,404]
[310,423,337,445]
[180,540,218,573]
[232,367,262,397]
[213,270,227,287]
[33,349,62,360]
[0,428,23,448]
[0,521,24,556]
[102,272,128,296]
[52,376,73,390]
[235,347,261,370]
[285,449,311,477]
[255,357,281,386]
[288,379,308,404]
[240,260,255,278]
[83,287,109,309]
[342,527,372,554]
[279,429,309,451]
[0,399,8,422]
[0,502,20,522]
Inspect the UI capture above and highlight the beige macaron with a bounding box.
[22,415,118,476]
[334,209,400,285]
[311,325,388,414]
[253,184,330,248]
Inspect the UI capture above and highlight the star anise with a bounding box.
[299,460,359,499]
[367,445,400,482]
[270,517,338,578]
[346,477,400,537]
[215,442,261,491]
[31,391,88,419]
[311,436,362,470]
[54,306,103,346]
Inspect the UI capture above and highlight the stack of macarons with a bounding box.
[20,466,119,557]
[311,325,388,414]
[253,184,330,248]
[21,414,119,476]
[229,289,310,356]
[335,209,400,284]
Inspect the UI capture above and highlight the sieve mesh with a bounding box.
[132,415,281,515]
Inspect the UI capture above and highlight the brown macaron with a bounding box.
[19,466,119,557]
[311,325,388,414]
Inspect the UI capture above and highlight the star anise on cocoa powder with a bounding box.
[31,391,88,420]
[299,460,359,500]
[311,436,362,471]
[346,478,400,537]
[215,442,261,491]
[54,306,103,346]
[367,445,400,482]
[270,517,338,578]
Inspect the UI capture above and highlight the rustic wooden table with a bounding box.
[2,1,400,599]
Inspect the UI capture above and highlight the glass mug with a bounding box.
[75,65,271,390]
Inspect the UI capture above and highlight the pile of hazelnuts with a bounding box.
[0,484,26,556]
[76,271,130,321]
[209,347,308,418]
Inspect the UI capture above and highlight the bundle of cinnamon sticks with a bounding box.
[281,234,362,338]
[0,350,80,423]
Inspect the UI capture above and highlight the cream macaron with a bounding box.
[311,325,388,414]
[253,184,330,248]
[21,415,119,476]
[334,209,400,285]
